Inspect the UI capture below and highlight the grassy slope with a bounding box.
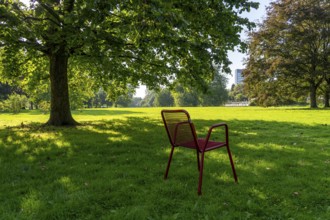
[0,107,329,219]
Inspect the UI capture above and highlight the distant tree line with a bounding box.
[0,82,138,112]
[228,84,249,103]
[0,71,231,112]
[141,72,229,107]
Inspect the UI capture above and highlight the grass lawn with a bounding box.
[0,107,329,219]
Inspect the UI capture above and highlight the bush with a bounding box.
[2,94,28,113]
[38,100,50,113]
[0,102,4,111]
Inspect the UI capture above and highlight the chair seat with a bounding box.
[178,138,227,152]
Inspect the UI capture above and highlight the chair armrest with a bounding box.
[202,123,228,151]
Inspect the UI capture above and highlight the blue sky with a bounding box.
[135,0,273,97]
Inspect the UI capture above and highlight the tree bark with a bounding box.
[324,85,330,108]
[309,83,318,108]
[46,47,79,126]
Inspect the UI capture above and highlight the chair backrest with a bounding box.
[161,110,197,147]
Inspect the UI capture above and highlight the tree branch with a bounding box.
[24,15,62,27]
[36,1,63,26]
[118,55,165,68]
[17,39,48,54]
[64,0,75,13]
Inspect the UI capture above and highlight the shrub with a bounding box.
[2,94,28,113]
[38,100,50,113]
[0,101,4,111]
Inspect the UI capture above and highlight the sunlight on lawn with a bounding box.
[249,187,267,200]
[58,176,78,192]
[21,190,42,217]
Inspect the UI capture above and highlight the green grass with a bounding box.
[0,107,329,219]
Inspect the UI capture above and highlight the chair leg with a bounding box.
[226,145,238,182]
[196,151,200,171]
[197,152,205,195]
[164,146,175,179]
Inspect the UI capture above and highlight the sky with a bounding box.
[135,0,273,98]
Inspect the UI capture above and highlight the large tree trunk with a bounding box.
[309,83,318,108]
[46,47,78,126]
[324,85,330,108]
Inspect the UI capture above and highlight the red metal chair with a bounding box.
[161,109,238,195]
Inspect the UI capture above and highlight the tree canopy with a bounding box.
[1,0,258,125]
[244,0,330,108]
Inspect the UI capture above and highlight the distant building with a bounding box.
[235,69,244,84]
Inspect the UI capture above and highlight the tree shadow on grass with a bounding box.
[0,117,329,219]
